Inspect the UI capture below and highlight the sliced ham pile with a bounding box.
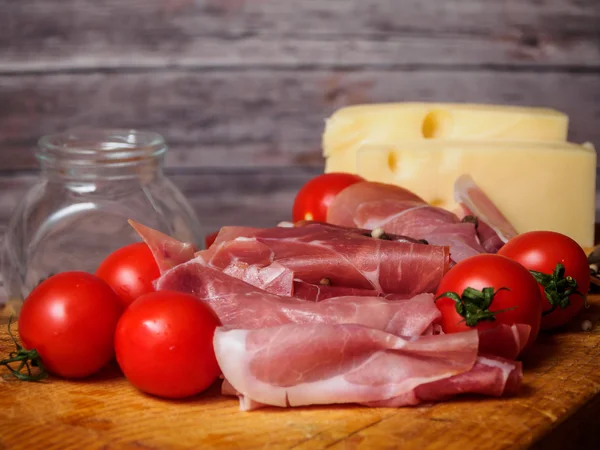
[130,176,524,411]
[197,222,449,297]
[214,325,522,411]
[157,258,441,336]
[326,175,517,262]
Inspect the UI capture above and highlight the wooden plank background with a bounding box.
[0,0,599,233]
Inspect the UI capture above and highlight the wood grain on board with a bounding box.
[0,296,599,449]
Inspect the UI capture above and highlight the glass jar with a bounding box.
[0,129,202,316]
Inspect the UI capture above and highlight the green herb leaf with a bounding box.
[0,316,48,382]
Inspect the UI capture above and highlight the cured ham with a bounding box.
[210,221,424,250]
[327,181,486,262]
[478,324,531,360]
[293,280,415,302]
[157,258,441,336]
[292,280,382,302]
[454,174,518,244]
[196,222,450,296]
[364,355,522,407]
[129,220,195,273]
[215,323,522,411]
[325,182,425,227]
[453,204,505,253]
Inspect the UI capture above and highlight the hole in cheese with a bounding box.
[387,151,398,172]
[422,110,453,139]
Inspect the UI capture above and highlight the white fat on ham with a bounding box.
[221,379,267,411]
[214,324,480,410]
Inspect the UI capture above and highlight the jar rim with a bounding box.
[37,128,167,165]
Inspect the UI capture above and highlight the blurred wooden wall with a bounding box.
[0,0,599,232]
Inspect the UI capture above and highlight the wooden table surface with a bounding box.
[1,296,600,450]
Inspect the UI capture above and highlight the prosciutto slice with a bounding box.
[210,221,424,250]
[326,182,425,227]
[453,204,505,253]
[454,174,518,244]
[293,280,382,302]
[157,258,441,336]
[478,324,531,359]
[364,354,522,407]
[215,324,521,410]
[197,223,450,296]
[327,182,485,262]
[129,220,196,273]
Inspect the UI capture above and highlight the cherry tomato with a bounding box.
[96,242,160,307]
[498,231,589,330]
[292,173,364,223]
[115,291,221,399]
[18,271,123,378]
[205,231,219,249]
[435,254,543,348]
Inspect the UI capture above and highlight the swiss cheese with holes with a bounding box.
[322,103,596,247]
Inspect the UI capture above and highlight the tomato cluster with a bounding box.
[435,231,590,350]
[3,242,221,399]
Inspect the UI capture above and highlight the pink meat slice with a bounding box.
[478,324,531,360]
[365,354,522,407]
[214,324,481,410]
[197,223,450,295]
[223,354,522,411]
[454,174,518,243]
[129,220,196,273]
[157,258,441,336]
[327,182,486,262]
[326,181,425,227]
[454,204,506,253]
[417,222,485,263]
[205,226,263,252]
[293,280,382,301]
[204,238,295,296]
[293,220,425,244]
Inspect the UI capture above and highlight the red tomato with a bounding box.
[17,272,123,378]
[96,242,160,307]
[292,173,363,222]
[498,231,589,330]
[205,231,219,249]
[115,291,221,399]
[435,254,543,348]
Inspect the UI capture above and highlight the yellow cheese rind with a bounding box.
[323,103,569,174]
[356,140,596,247]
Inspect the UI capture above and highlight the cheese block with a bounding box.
[323,103,569,173]
[356,140,596,247]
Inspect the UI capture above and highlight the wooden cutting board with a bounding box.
[1,297,600,450]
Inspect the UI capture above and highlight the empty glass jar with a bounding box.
[0,129,202,315]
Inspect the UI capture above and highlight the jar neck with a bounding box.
[36,129,167,181]
[40,157,165,182]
